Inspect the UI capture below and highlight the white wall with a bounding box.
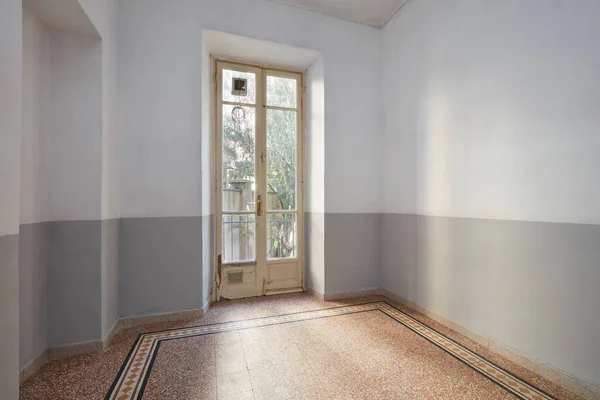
[47,32,102,222]
[78,0,121,221]
[100,0,121,222]
[382,0,600,224]
[200,40,211,220]
[118,0,380,218]
[21,9,51,226]
[0,0,22,238]
[20,8,104,225]
[19,0,105,226]
[306,57,325,215]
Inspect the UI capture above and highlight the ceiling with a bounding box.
[269,0,409,28]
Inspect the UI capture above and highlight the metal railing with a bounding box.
[222,214,255,263]
[222,214,297,263]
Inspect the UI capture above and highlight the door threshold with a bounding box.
[265,287,304,296]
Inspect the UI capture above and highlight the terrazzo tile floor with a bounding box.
[19,293,582,400]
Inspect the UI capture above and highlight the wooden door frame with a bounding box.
[212,56,306,302]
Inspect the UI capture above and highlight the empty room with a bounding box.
[1,0,599,399]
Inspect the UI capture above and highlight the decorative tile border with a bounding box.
[378,303,554,400]
[105,302,555,400]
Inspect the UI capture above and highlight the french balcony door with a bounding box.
[214,59,304,300]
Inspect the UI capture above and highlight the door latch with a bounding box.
[257,195,263,216]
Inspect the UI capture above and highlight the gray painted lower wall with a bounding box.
[0,234,19,399]
[47,220,101,347]
[305,212,325,294]
[201,215,213,308]
[119,217,204,317]
[16,213,379,360]
[381,213,600,389]
[19,219,118,368]
[17,216,205,360]
[19,223,48,370]
[324,213,381,294]
[101,219,119,337]
[118,213,379,310]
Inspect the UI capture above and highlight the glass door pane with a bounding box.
[221,68,257,263]
[266,73,298,260]
[267,213,296,259]
[266,75,297,108]
[222,104,256,212]
[266,109,297,211]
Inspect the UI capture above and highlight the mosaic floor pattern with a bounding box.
[20,294,582,400]
[107,302,554,400]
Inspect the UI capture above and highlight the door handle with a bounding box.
[257,195,262,216]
